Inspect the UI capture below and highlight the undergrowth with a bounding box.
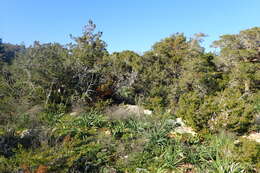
[0,109,259,173]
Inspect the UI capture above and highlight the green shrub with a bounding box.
[235,138,260,170]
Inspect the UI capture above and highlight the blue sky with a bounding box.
[1,0,260,53]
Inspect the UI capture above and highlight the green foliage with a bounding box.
[213,27,260,93]
[235,138,260,168]
[101,50,141,103]
[0,39,4,66]
[6,21,109,111]
[180,53,221,95]
[176,88,258,134]
[176,92,204,130]
[1,23,260,172]
[52,111,107,139]
[0,39,25,65]
[212,89,257,133]
[135,34,191,107]
[71,20,108,68]
[0,109,258,172]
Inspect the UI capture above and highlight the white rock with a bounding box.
[70,112,79,116]
[105,104,152,120]
[243,132,260,143]
[20,129,31,138]
[143,109,152,115]
[175,126,196,136]
[176,118,185,126]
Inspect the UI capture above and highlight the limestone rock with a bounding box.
[243,132,260,143]
[105,104,152,120]
[167,117,196,136]
[175,126,196,136]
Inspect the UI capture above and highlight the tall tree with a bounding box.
[0,39,5,67]
[101,50,141,103]
[137,33,203,107]
[213,27,260,92]
[71,20,108,68]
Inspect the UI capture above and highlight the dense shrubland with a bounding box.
[0,21,259,172]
